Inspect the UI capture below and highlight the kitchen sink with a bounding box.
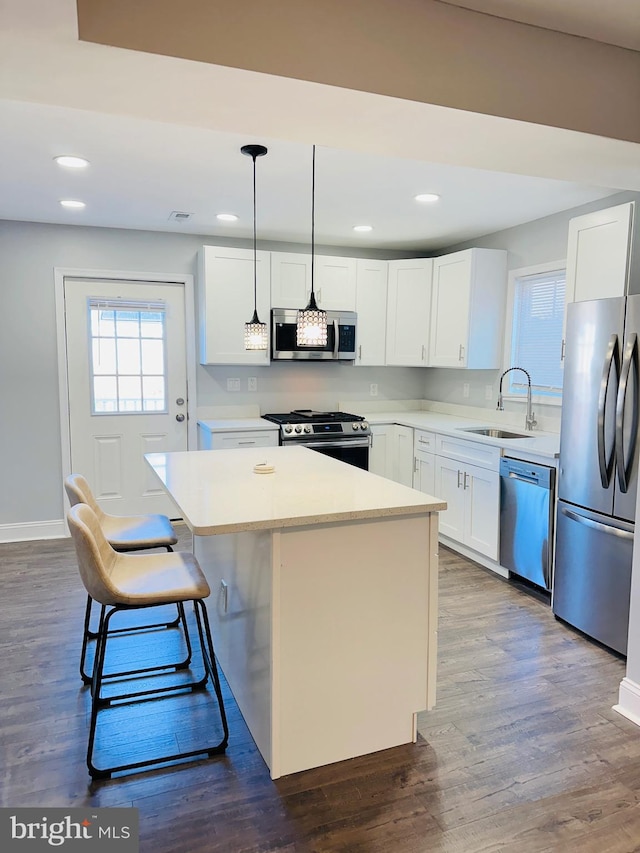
[459,427,530,439]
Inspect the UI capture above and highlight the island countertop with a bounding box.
[146,445,446,535]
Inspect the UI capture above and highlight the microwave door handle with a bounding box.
[597,334,619,488]
[333,319,339,359]
[615,332,639,493]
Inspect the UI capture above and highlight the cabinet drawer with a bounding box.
[435,434,500,471]
[414,429,436,454]
[210,430,278,450]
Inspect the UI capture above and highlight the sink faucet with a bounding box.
[497,367,537,431]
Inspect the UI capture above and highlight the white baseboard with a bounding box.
[613,677,640,728]
[439,535,509,579]
[0,519,67,543]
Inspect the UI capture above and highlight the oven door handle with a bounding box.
[294,438,370,449]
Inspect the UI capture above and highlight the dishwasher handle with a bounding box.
[499,457,555,490]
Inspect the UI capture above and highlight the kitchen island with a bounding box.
[146,446,446,779]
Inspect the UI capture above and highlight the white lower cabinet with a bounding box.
[434,436,500,560]
[198,425,279,450]
[413,430,436,495]
[369,424,414,485]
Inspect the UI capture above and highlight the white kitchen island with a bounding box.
[146,446,446,779]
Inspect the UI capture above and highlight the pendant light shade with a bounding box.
[296,145,327,347]
[242,143,268,351]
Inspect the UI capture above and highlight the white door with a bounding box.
[64,278,188,517]
[385,258,432,366]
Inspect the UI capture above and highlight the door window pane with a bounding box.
[89,300,167,414]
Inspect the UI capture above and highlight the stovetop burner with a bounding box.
[263,410,364,425]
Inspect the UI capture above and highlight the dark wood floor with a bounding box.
[2,529,640,852]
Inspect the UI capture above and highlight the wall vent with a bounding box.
[168,211,194,222]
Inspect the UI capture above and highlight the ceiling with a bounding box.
[439,0,640,51]
[0,0,638,252]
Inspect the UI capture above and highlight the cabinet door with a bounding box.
[566,202,633,303]
[435,456,465,543]
[413,450,436,496]
[355,259,387,366]
[386,259,432,366]
[429,252,472,367]
[395,425,414,486]
[315,256,357,311]
[199,246,270,365]
[271,252,311,308]
[211,431,279,450]
[464,463,499,559]
[369,425,394,479]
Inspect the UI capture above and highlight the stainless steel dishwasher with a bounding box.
[499,457,556,592]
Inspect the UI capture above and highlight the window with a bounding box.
[506,263,566,401]
[88,298,167,414]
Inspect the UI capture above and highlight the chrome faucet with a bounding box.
[497,367,537,431]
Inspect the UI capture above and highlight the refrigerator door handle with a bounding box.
[615,332,639,494]
[597,334,620,488]
[560,506,634,540]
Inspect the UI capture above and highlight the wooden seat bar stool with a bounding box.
[64,474,185,683]
[67,503,229,779]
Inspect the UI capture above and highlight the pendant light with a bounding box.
[296,145,327,347]
[242,143,269,350]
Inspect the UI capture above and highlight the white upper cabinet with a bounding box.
[566,202,635,303]
[429,248,507,369]
[199,246,271,365]
[270,252,311,308]
[385,258,433,366]
[355,259,387,366]
[315,256,357,311]
[270,252,357,311]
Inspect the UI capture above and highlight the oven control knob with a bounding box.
[295,425,303,433]
[352,422,360,431]
[283,424,293,433]
[304,424,312,433]
[360,421,369,430]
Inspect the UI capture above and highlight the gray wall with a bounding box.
[422,189,640,415]
[0,220,419,527]
[2,188,639,529]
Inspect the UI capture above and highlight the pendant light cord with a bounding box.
[252,151,258,315]
[310,144,316,308]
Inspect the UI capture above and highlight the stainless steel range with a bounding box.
[262,410,371,470]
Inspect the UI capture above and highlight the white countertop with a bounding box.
[146,446,446,535]
[362,410,560,459]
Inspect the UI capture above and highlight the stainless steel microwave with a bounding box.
[271,308,357,361]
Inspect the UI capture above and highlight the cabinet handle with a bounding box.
[457,470,462,488]
[419,438,429,445]
[414,457,418,473]
[421,345,426,361]
[459,344,465,361]
[560,338,566,361]
[237,440,256,445]
[358,344,362,360]
[464,472,470,490]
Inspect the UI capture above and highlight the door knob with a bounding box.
[176,397,185,406]
[176,413,185,422]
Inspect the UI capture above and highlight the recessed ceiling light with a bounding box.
[414,193,440,203]
[217,213,238,222]
[59,199,86,209]
[54,155,90,169]
[353,224,373,232]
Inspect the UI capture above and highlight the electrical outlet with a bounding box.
[226,378,240,392]
[463,383,470,398]
[248,377,258,392]
[485,384,494,400]
[370,383,378,396]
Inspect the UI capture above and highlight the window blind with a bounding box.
[510,270,565,397]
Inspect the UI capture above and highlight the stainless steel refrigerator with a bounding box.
[553,296,639,655]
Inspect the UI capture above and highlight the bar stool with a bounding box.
[67,502,229,779]
[64,474,183,683]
